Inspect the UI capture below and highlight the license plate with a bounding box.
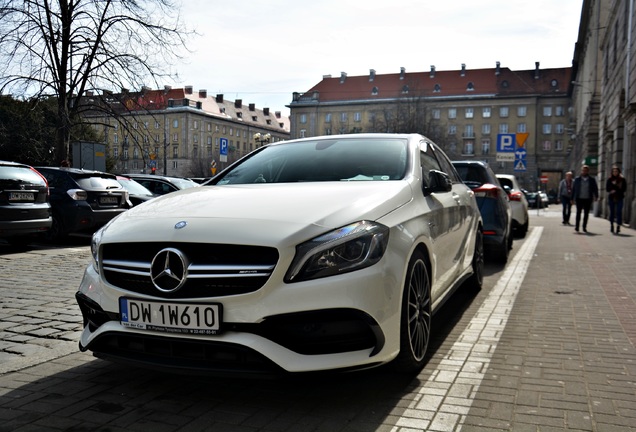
[100,196,118,205]
[9,192,34,201]
[119,298,222,335]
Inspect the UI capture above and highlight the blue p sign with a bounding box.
[497,134,516,152]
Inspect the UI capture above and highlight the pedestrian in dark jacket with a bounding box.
[572,165,599,233]
[606,165,627,234]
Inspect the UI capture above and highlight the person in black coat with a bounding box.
[571,164,599,233]
[606,165,627,234]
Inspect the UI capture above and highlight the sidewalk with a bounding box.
[458,207,636,431]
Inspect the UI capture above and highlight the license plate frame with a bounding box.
[119,298,222,335]
[9,192,35,202]
[100,196,119,205]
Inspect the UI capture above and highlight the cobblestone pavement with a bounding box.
[0,208,634,431]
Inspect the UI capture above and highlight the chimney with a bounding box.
[534,62,540,79]
[185,85,193,95]
[164,85,172,92]
[264,107,270,116]
[249,103,255,111]
[430,65,436,78]
[369,69,376,81]
[460,64,466,76]
[400,67,406,80]
[215,94,223,103]
[235,99,242,108]
[198,89,207,98]
[340,72,347,83]
[323,74,332,79]
[495,61,501,76]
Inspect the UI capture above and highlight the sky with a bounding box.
[171,0,584,116]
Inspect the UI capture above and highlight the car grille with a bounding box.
[101,242,279,298]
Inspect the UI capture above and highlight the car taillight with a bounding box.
[31,167,50,196]
[473,183,502,199]
[509,191,523,201]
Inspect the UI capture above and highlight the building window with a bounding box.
[463,142,474,155]
[402,85,409,94]
[542,124,552,134]
[300,129,306,138]
[173,133,178,142]
[325,128,332,135]
[432,109,441,120]
[340,112,347,122]
[325,113,332,123]
[193,134,198,143]
[207,145,212,156]
[482,107,491,118]
[467,82,474,91]
[543,106,552,117]
[499,106,509,118]
[133,148,139,159]
[482,124,491,134]
[555,140,564,151]
[448,125,457,135]
[434,84,441,92]
[517,106,527,117]
[173,119,178,128]
[464,124,474,137]
[300,114,307,124]
[113,134,118,144]
[465,108,474,119]
[372,86,379,95]
[173,146,178,158]
[113,148,118,158]
[499,124,509,133]
[555,124,565,134]
[354,112,361,122]
[481,139,490,154]
[172,161,178,169]
[542,140,552,151]
[448,108,456,119]
[143,121,149,129]
[193,146,198,157]
[517,123,527,133]
[555,106,565,116]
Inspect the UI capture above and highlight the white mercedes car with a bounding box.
[76,133,483,375]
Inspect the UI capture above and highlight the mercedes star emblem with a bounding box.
[150,248,188,292]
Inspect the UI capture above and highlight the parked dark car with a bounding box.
[122,173,199,195]
[526,191,549,208]
[35,167,132,241]
[116,176,156,206]
[0,160,52,245]
[452,160,513,263]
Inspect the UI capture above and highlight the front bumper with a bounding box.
[76,260,401,374]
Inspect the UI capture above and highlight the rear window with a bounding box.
[0,166,46,186]
[73,174,122,190]
[498,177,513,189]
[453,165,489,185]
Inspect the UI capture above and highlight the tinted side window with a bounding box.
[419,142,442,189]
[430,144,462,183]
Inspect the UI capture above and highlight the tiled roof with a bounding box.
[298,66,572,103]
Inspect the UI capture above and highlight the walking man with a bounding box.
[558,171,574,224]
[572,165,599,233]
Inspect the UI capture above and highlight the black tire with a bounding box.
[493,233,510,264]
[517,220,528,238]
[44,213,66,243]
[393,250,431,374]
[467,230,484,291]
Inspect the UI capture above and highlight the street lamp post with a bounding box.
[253,132,271,147]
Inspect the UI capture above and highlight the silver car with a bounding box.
[496,174,530,237]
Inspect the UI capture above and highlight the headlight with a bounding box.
[91,226,105,271]
[285,221,389,283]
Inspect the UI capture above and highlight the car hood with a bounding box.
[101,181,414,246]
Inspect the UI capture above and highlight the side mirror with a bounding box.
[424,170,453,195]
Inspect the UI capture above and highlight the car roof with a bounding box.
[0,160,32,168]
[35,166,113,176]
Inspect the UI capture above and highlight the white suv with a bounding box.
[497,174,529,237]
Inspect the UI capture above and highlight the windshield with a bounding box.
[215,137,408,185]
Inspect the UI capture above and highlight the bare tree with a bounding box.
[0,0,193,165]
